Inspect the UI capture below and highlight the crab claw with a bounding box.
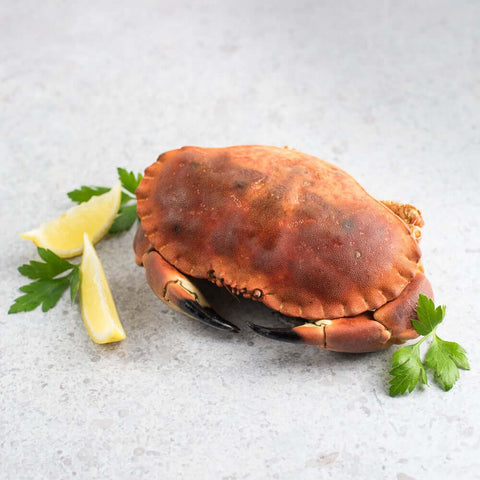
[143,250,239,333]
[248,315,393,353]
[246,322,304,344]
[248,270,434,353]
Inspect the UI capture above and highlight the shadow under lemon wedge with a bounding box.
[80,233,126,344]
[20,182,122,258]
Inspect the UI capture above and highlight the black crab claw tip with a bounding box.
[246,322,304,344]
[181,300,240,333]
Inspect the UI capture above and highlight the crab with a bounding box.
[134,145,433,353]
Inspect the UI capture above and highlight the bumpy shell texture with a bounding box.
[136,146,421,320]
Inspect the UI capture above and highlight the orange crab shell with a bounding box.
[136,145,421,321]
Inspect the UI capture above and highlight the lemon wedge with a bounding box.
[79,233,126,344]
[20,182,122,258]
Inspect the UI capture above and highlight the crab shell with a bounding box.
[135,145,433,352]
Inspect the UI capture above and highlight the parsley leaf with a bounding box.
[68,186,133,206]
[389,344,427,396]
[9,248,79,314]
[411,294,445,336]
[425,334,470,391]
[67,186,110,203]
[389,295,469,396]
[66,167,143,234]
[109,204,138,234]
[117,167,143,194]
[18,247,74,279]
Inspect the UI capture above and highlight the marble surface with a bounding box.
[1,1,479,478]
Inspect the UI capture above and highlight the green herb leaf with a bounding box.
[389,344,428,396]
[68,186,132,206]
[389,295,469,396]
[67,186,110,204]
[9,277,70,313]
[117,167,143,194]
[9,250,79,314]
[425,334,470,391]
[411,294,446,336]
[109,204,138,234]
[120,191,135,205]
[18,248,74,279]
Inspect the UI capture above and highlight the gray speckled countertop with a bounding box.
[1,1,479,479]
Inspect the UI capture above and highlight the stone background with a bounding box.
[1,1,479,478]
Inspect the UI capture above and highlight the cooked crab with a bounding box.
[134,145,433,353]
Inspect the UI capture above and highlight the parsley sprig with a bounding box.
[8,248,80,314]
[389,294,470,396]
[10,168,143,315]
[68,167,143,234]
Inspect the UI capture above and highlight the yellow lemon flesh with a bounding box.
[20,183,122,258]
[80,233,126,344]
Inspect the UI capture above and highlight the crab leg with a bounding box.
[142,251,240,332]
[248,269,433,353]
